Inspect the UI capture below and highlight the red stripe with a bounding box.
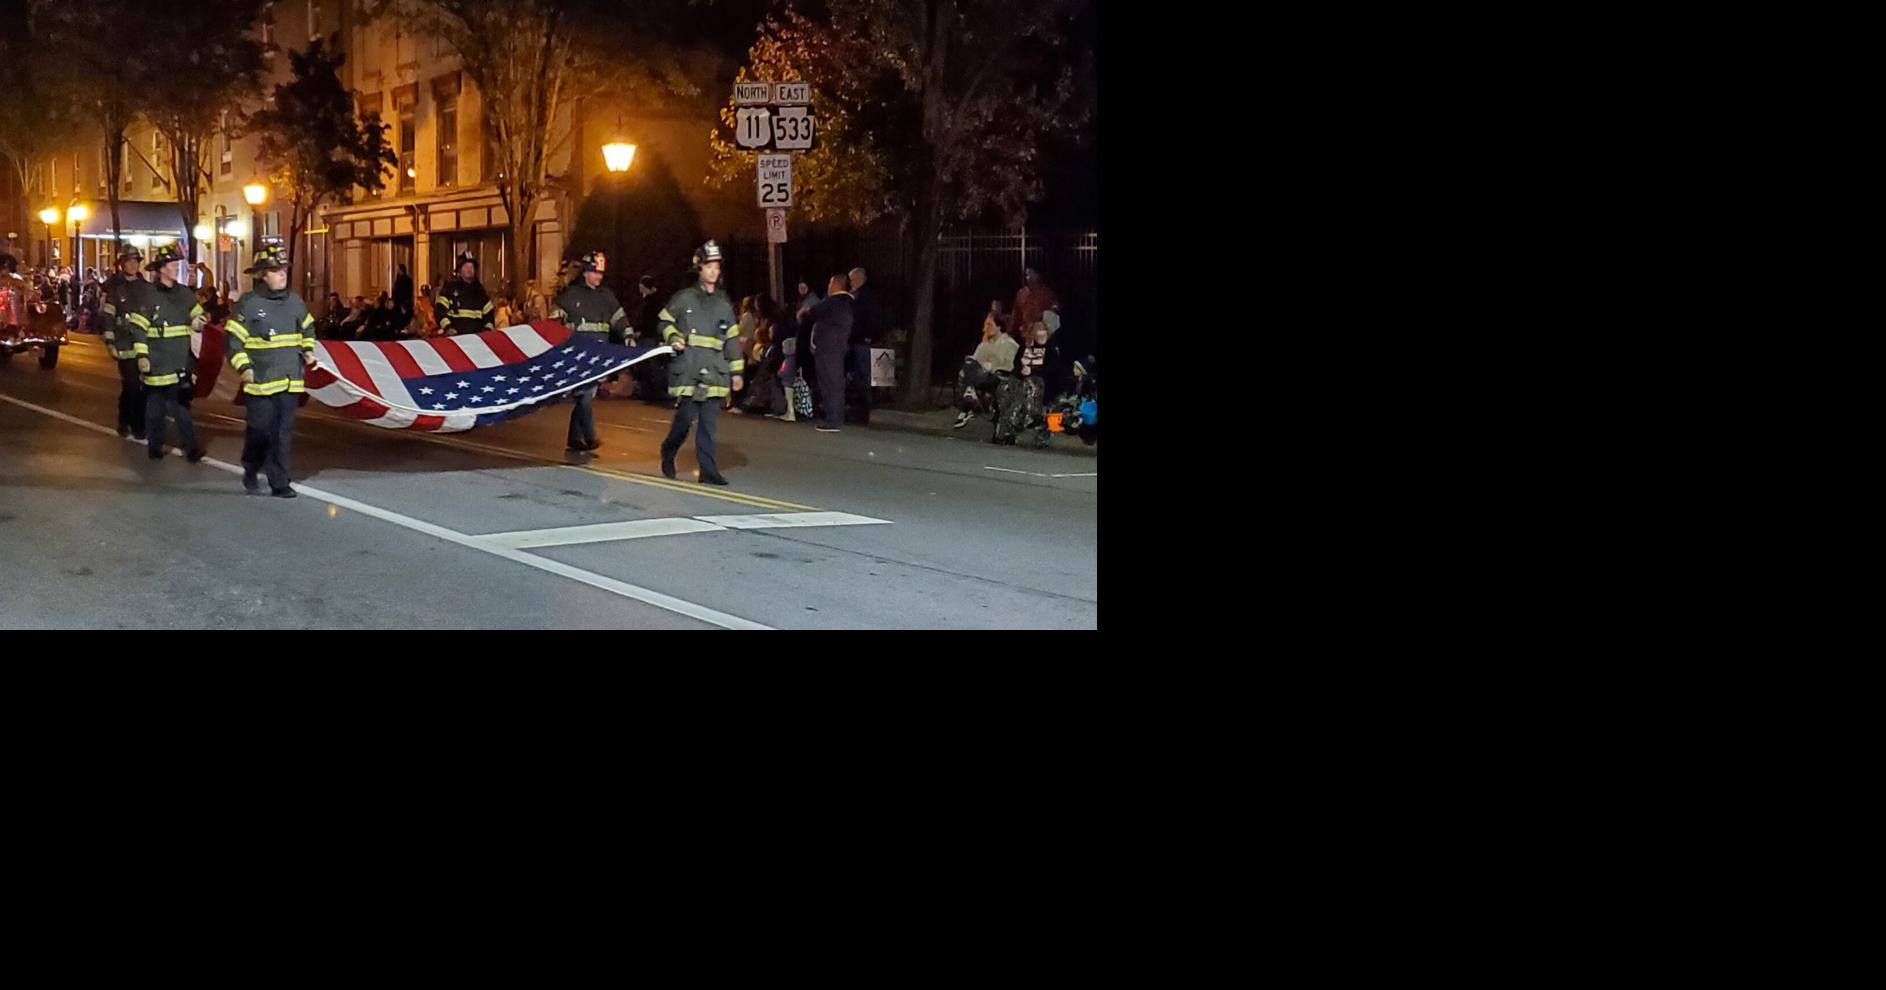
[306,365,338,389]
[531,319,573,346]
[429,336,480,372]
[483,329,529,365]
[322,342,383,397]
[377,340,426,379]
[329,396,390,420]
[407,414,447,431]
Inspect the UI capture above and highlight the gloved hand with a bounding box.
[239,368,255,385]
[137,357,150,374]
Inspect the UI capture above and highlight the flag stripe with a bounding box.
[320,341,383,398]
[503,324,557,359]
[397,339,456,376]
[377,340,427,380]
[430,336,480,373]
[483,330,530,365]
[346,342,418,406]
[453,334,503,368]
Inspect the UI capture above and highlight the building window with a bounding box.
[399,106,416,193]
[220,112,233,177]
[151,131,163,190]
[437,96,458,189]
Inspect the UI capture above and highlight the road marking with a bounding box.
[0,390,773,631]
[481,517,727,549]
[694,511,892,530]
[600,422,654,433]
[983,466,1099,479]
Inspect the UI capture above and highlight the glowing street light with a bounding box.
[603,140,637,174]
[243,180,270,207]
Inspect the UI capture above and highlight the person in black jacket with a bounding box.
[808,274,853,433]
[846,267,881,424]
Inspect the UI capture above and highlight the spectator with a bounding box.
[740,322,790,417]
[522,279,549,323]
[846,267,881,424]
[630,274,668,403]
[808,274,854,433]
[340,296,368,338]
[995,319,1053,447]
[392,263,414,321]
[493,294,517,329]
[414,285,438,336]
[1009,266,1061,346]
[317,292,347,338]
[983,299,1008,342]
[952,305,1020,429]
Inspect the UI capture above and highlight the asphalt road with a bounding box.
[0,333,1097,629]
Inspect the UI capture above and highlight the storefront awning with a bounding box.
[69,200,190,239]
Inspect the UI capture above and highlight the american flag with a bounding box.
[299,320,669,433]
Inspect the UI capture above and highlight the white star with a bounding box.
[419,387,434,395]
[560,347,574,354]
[528,365,541,373]
[493,375,508,381]
[433,403,446,409]
[531,385,544,392]
[482,386,495,392]
[445,392,459,400]
[518,376,531,383]
[507,388,520,394]
[552,360,565,368]
[456,381,470,389]
[588,355,601,364]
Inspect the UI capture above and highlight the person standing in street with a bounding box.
[808,274,854,433]
[126,244,206,462]
[222,245,316,498]
[100,246,150,440]
[552,250,630,456]
[435,252,493,336]
[658,241,742,485]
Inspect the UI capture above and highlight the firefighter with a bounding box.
[435,251,493,336]
[551,249,629,455]
[657,241,741,486]
[223,245,316,498]
[100,246,150,439]
[126,244,205,462]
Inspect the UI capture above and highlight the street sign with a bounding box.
[757,154,793,208]
[773,106,815,150]
[774,81,811,105]
[735,107,773,149]
[734,82,773,106]
[766,208,788,244]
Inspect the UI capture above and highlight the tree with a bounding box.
[245,39,397,281]
[711,0,1091,398]
[28,0,150,254]
[374,0,700,299]
[140,3,269,266]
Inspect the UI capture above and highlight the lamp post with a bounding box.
[602,137,635,293]
[38,207,59,269]
[243,179,270,251]
[68,203,88,275]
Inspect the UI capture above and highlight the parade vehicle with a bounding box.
[0,269,66,369]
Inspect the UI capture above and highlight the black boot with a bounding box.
[698,470,729,486]
[660,448,677,479]
[243,471,261,494]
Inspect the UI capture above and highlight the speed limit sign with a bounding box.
[757,154,793,208]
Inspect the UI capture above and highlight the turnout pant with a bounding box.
[145,383,198,456]
[661,398,721,478]
[242,392,298,492]
[567,383,599,449]
[116,357,146,437]
[815,348,847,429]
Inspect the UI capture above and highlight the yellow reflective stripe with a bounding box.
[127,313,152,329]
[728,361,746,373]
[225,321,251,339]
[657,309,675,323]
[688,334,721,347]
[449,309,484,318]
[242,379,302,396]
[480,302,494,314]
[299,314,314,329]
[229,353,252,368]
[156,327,192,338]
[133,343,150,355]
[243,337,304,349]
[142,373,179,386]
[190,304,203,319]
[611,308,625,323]
[102,303,116,315]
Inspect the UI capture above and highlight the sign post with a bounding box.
[732,79,812,307]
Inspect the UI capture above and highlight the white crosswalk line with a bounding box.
[481,517,728,549]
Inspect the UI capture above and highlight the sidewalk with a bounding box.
[864,406,1098,457]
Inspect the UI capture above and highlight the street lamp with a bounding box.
[38,207,59,269]
[243,179,270,249]
[603,140,637,174]
[68,203,88,274]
